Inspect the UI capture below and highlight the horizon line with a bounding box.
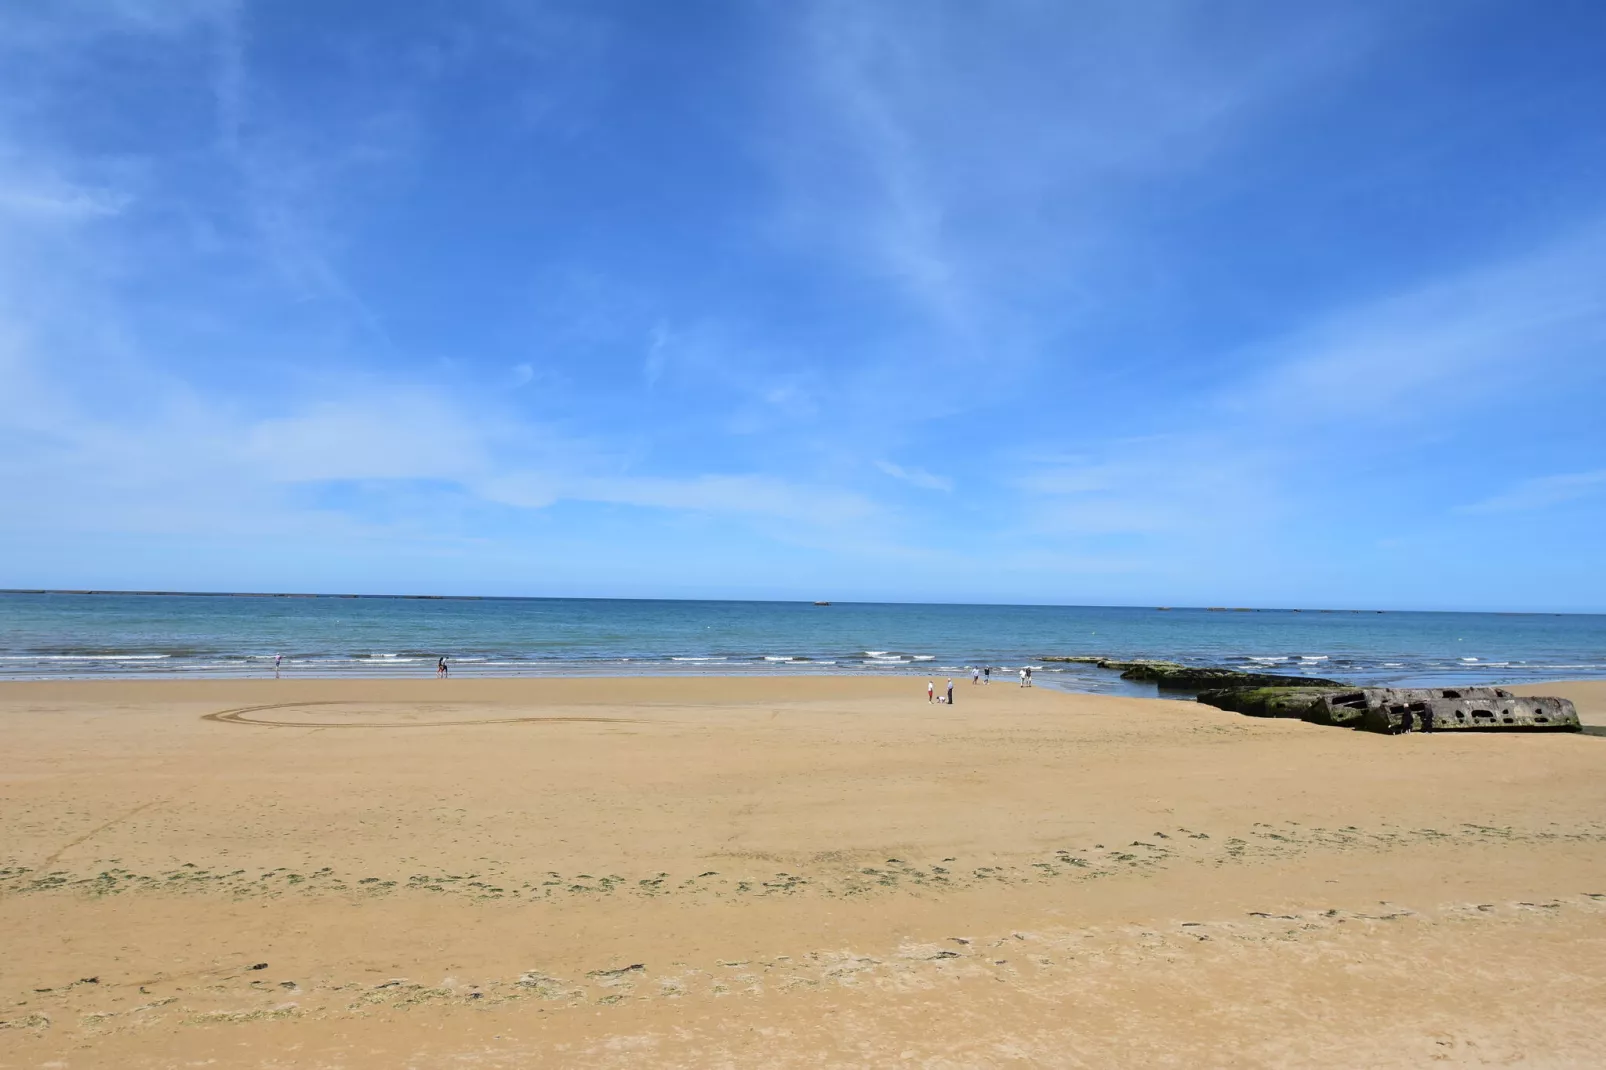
[0,589,1596,617]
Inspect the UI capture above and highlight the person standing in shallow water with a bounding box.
[274,653,282,679]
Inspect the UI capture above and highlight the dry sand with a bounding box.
[2,676,1605,1068]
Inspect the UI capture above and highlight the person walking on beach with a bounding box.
[1019,668,1027,687]
[274,653,282,679]
[983,665,990,684]
[946,678,954,706]
[927,680,935,703]
[972,667,980,685]
[437,657,449,679]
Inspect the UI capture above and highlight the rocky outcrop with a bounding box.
[1196,685,1581,733]
[1039,657,1343,690]
[1117,662,1345,689]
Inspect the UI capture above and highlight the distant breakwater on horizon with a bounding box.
[3,592,1605,693]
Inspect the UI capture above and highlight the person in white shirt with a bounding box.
[927,680,934,703]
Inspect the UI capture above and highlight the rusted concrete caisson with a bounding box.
[1196,685,1581,733]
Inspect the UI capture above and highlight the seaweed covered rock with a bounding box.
[1116,663,1344,690]
[1038,656,1343,689]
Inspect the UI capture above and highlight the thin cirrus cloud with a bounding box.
[773,1,1373,350]
[875,460,951,492]
[1461,472,1606,515]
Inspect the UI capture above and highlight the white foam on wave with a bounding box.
[2,654,172,661]
[671,656,726,662]
[1300,655,1329,661]
[763,656,794,662]
[865,650,889,657]
[1461,657,1479,663]
[912,655,935,661]
[1248,656,1288,664]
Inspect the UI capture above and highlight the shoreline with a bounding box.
[5,666,1606,703]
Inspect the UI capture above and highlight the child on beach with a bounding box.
[927,680,934,703]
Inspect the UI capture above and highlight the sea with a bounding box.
[2,591,1604,696]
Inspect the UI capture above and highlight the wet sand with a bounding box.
[2,676,1605,1068]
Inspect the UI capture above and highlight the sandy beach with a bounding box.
[2,676,1604,1068]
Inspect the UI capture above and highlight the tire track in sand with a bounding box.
[202,701,650,729]
[21,799,170,882]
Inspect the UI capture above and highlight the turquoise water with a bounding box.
[3,592,1604,694]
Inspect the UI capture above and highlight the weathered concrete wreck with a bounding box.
[1196,685,1581,734]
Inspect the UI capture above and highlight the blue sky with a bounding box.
[3,0,1604,610]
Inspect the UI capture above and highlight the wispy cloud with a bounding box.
[875,460,951,492]
[1228,222,1606,426]
[0,169,128,222]
[773,1,1374,358]
[1461,471,1606,514]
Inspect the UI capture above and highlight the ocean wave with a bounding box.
[671,656,726,662]
[1247,656,1288,664]
[0,653,171,661]
[1300,655,1329,661]
[763,656,794,662]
